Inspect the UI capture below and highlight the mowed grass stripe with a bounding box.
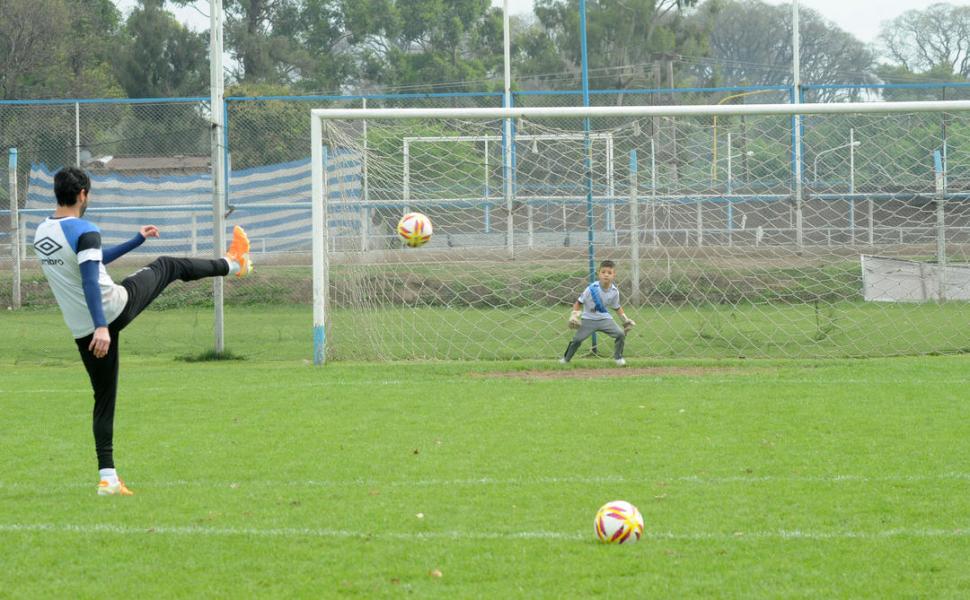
[2,472,970,490]
[2,523,969,542]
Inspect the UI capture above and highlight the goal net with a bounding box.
[311,101,970,362]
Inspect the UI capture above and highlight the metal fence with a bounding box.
[3,83,970,361]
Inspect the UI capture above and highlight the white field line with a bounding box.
[7,377,970,396]
[0,522,967,542]
[2,381,409,394]
[1,473,968,491]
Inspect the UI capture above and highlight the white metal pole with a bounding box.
[311,117,328,365]
[75,103,81,166]
[504,119,514,258]
[527,202,534,249]
[503,0,511,103]
[792,0,804,249]
[361,97,369,252]
[209,0,226,353]
[403,140,410,214]
[630,150,640,306]
[607,134,615,236]
[311,101,970,121]
[849,128,855,243]
[484,138,490,233]
[935,150,946,301]
[9,148,20,309]
[696,199,703,247]
[868,196,874,246]
[727,131,733,246]
[651,138,657,246]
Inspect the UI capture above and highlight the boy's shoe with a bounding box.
[225,225,253,278]
[97,479,134,496]
[559,358,569,364]
[615,358,627,367]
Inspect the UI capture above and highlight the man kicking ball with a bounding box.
[33,167,253,495]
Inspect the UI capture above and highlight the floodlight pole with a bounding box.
[210,0,226,353]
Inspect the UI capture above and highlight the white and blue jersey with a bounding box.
[577,282,620,321]
[33,217,128,338]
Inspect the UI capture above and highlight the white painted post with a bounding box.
[9,148,20,309]
[311,117,329,365]
[361,97,369,252]
[849,128,855,243]
[630,150,640,306]
[651,138,657,246]
[75,103,81,166]
[209,0,226,353]
[403,140,410,214]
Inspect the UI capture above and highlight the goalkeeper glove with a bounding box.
[622,316,636,334]
[568,310,582,329]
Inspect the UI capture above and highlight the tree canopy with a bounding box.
[1,0,968,101]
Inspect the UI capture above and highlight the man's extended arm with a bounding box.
[102,233,145,265]
[102,226,159,265]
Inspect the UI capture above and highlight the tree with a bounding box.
[880,3,970,79]
[116,0,209,98]
[286,0,355,92]
[689,0,877,100]
[0,0,69,99]
[522,0,702,91]
[343,0,505,94]
[168,0,297,84]
[63,0,126,98]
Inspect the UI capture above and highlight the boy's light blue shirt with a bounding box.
[577,282,620,321]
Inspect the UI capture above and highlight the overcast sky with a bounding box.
[116,0,946,51]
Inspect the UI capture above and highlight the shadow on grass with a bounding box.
[175,349,246,363]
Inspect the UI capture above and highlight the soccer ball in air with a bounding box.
[594,500,644,544]
[397,212,433,247]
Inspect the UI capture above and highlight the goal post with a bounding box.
[311,100,970,363]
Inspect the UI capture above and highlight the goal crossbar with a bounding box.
[311,100,970,122]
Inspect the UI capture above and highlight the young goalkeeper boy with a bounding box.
[559,260,635,366]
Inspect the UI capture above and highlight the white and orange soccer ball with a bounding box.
[594,500,644,544]
[397,212,433,247]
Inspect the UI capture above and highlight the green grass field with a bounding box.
[2,309,970,597]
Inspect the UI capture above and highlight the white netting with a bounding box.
[313,105,970,361]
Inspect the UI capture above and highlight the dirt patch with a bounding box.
[480,366,762,380]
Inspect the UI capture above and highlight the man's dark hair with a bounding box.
[53,167,90,206]
[598,260,616,271]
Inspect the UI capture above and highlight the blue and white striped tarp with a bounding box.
[23,152,362,255]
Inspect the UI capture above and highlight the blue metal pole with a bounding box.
[580,0,594,282]
[579,0,597,354]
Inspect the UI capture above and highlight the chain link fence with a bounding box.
[4,85,970,362]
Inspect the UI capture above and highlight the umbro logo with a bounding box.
[34,236,63,256]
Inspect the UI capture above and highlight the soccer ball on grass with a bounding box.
[594,500,644,544]
[397,212,433,247]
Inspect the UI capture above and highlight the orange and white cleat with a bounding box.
[97,479,134,496]
[225,225,253,278]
